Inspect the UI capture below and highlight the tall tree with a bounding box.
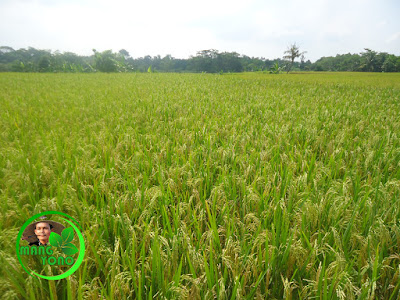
[360,48,378,72]
[38,55,51,72]
[382,54,399,72]
[283,43,306,73]
[93,49,118,72]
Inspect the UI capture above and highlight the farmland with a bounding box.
[1,72,400,299]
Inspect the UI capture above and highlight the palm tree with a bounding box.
[283,43,306,73]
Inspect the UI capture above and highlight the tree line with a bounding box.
[0,46,399,73]
[314,49,400,72]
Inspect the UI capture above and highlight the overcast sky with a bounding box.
[1,0,399,61]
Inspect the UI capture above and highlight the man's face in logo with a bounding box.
[34,222,52,245]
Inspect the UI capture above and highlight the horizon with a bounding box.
[1,45,396,64]
[1,0,399,62]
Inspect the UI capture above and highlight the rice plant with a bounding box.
[0,72,399,299]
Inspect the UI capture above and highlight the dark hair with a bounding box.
[34,222,53,230]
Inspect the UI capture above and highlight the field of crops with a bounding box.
[1,72,400,299]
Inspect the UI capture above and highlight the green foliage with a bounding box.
[360,48,379,72]
[269,62,281,74]
[382,54,399,72]
[313,49,400,72]
[93,49,118,72]
[189,49,243,73]
[38,56,51,72]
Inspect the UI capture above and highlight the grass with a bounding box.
[0,72,400,299]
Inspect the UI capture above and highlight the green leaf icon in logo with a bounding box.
[49,227,79,255]
[49,232,63,247]
[62,243,79,255]
[61,227,74,243]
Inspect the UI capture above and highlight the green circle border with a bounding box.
[16,211,85,280]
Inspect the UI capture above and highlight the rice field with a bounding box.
[0,72,400,299]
